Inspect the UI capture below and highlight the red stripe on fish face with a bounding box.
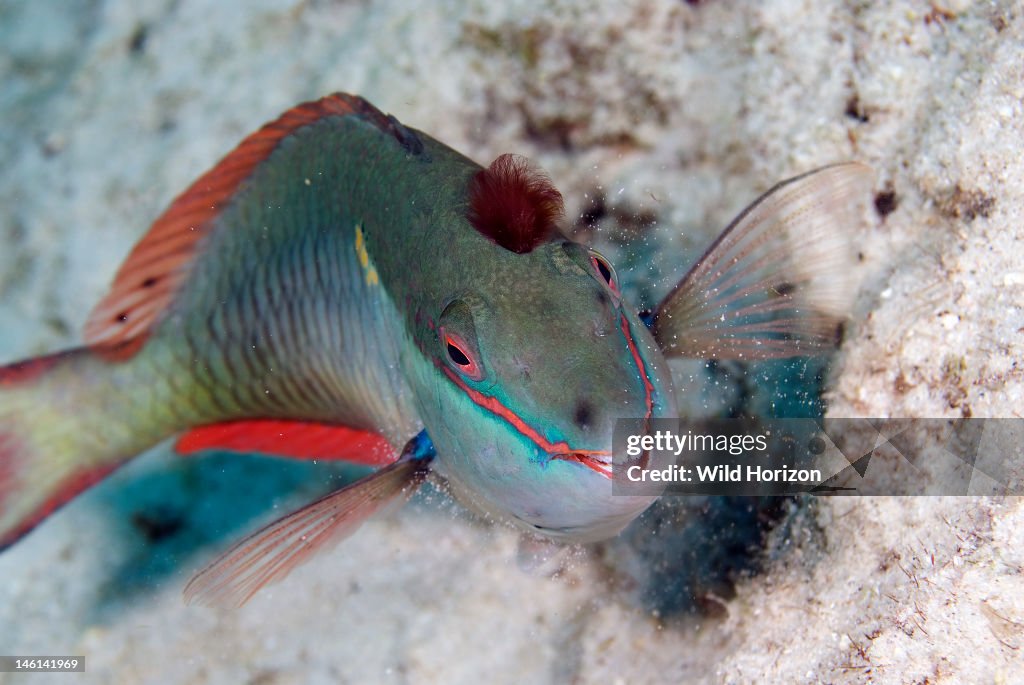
[439,366,596,458]
[619,314,655,421]
[435,312,656,477]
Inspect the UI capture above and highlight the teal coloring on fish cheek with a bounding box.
[440,365,558,462]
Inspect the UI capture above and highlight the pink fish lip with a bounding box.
[551,451,614,479]
[551,445,654,481]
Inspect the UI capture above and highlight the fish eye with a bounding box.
[440,327,484,380]
[589,251,618,293]
[557,243,622,301]
[446,337,471,366]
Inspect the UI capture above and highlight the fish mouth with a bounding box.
[551,451,614,479]
[551,443,655,480]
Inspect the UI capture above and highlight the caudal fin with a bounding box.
[0,348,173,549]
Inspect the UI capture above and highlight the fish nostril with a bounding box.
[511,354,531,380]
[592,320,613,338]
[573,400,594,430]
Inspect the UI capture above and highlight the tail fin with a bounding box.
[0,347,173,549]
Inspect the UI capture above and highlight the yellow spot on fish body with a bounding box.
[354,223,379,286]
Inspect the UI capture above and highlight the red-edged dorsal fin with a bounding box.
[84,93,411,359]
[175,420,395,467]
[467,153,564,254]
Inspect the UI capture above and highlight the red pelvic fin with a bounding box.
[83,93,401,359]
[175,420,395,467]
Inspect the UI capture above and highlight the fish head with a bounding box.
[419,239,678,543]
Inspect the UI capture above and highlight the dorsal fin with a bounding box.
[84,93,415,358]
[467,154,564,254]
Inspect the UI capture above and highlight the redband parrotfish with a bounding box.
[0,94,870,606]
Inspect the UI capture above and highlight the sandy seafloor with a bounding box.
[1,0,1023,683]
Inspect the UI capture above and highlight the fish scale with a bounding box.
[168,121,419,433]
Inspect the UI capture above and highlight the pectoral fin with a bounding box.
[184,432,434,608]
[652,163,873,360]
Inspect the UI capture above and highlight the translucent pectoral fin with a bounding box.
[184,432,434,608]
[652,163,873,360]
